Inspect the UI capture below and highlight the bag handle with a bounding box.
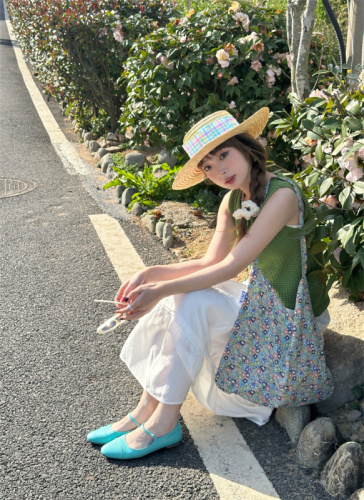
[264,177,308,278]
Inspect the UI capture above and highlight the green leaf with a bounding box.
[339,186,355,210]
[344,116,363,131]
[353,181,364,195]
[337,223,356,254]
[302,119,315,131]
[346,99,360,115]
[310,240,327,254]
[321,117,341,130]
[103,178,122,189]
[319,177,333,197]
[342,266,352,287]
[332,140,346,156]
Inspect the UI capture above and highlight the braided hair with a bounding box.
[198,133,267,240]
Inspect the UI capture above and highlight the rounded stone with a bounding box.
[107,132,118,141]
[121,187,138,207]
[158,150,178,168]
[320,442,364,497]
[163,223,173,249]
[348,488,364,500]
[88,140,100,152]
[297,417,339,468]
[84,131,94,141]
[275,406,311,445]
[156,221,165,239]
[125,152,146,168]
[115,185,124,199]
[141,215,156,233]
[101,162,110,173]
[130,203,143,216]
[96,148,108,159]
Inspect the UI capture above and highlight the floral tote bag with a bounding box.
[215,180,334,407]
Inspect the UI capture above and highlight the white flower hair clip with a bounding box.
[233,200,260,221]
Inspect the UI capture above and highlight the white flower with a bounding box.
[216,49,230,67]
[233,200,260,220]
[125,126,134,139]
[113,29,124,43]
[228,101,236,109]
[179,35,187,43]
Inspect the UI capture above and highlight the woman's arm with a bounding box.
[116,192,237,301]
[119,188,299,318]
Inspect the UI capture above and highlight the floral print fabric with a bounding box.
[215,179,334,407]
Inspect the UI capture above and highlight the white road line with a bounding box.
[90,213,280,500]
[89,215,145,283]
[3,0,90,176]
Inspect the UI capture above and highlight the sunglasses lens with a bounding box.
[98,319,118,333]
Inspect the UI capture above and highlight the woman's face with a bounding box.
[200,146,251,191]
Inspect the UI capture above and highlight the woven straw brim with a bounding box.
[172,107,270,190]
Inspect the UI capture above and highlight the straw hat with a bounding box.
[172,108,270,190]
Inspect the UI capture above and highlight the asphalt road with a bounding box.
[0,2,336,499]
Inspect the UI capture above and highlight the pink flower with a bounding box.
[228,101,236,109]
[267,130,277,139]
[218,73,223,78]
[285,53,292,68]
[251,60,262,72]
[302,153,313,165]
[113,28,124,43]
[347,165,364,182]
[333,247,342,264]
[257,136,267,147]
[358,147,364,160]
[227,76,239,85]
[179,36,187,43]
[309,89,327,100]
[326,195,339,207]
[232,12,250,31]
[338,154,364,182]
[319,195,339,208]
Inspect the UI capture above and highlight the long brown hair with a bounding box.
[198,133,267,240]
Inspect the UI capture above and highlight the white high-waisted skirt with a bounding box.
[120,280,330,427]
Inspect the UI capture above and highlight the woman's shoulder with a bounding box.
[264,175,312,219]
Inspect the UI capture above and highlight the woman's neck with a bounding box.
[240,172,275,200]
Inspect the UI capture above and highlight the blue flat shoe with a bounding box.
[87,413,140,445]
[101,421,182,459]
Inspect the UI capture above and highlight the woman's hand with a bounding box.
[115,269,149,307]
[115,282,166,321]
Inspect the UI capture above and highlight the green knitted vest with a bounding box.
[228,177,329,317]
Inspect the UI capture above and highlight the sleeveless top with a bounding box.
[228,176,329,317]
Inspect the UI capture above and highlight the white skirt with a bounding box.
[120,280,330,427]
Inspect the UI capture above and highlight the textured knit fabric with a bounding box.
[228,176,329,317]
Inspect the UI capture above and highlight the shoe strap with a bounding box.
[141,423,156,441]
[127,413,141,428]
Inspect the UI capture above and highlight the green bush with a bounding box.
[119,1,327,169]
[271,74,364,300]
[7,0,176,130]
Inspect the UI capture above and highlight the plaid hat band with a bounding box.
[183,115,238,158]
